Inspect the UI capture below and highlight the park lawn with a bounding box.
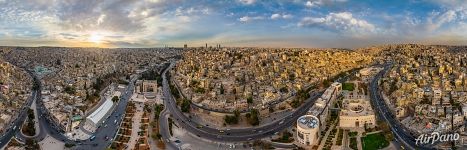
[349,137,358,150]
[342,82,355,91]
[362,133,390,150]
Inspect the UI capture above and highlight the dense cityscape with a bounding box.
[0,44,465,150]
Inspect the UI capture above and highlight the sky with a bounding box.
[0,0,466,48]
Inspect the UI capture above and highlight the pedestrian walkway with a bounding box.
[318,123,337,150]
[65,127,91,141]
[126,102,144,150]
[39,135,65,150]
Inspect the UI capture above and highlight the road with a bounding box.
[369,64,433,150]
[159,62,355,148]
[0,90,36,148]
[20,71,140,150]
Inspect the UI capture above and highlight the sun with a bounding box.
[89,33,103,44]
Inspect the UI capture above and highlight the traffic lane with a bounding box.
[179,92,322,136]
[162,83,319,142]
[0,90,36,148]
[83,80,137,148]
[161,62,327,141]
[369,69,431,150]
[164,81,320,134]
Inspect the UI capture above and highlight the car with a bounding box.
[197,125,203,128]
[219,130,225,133]
[258,130,263,133]
[166,139,170,143]
[247,138,252,140]
[226,128,231,131]
[279,120,284,125]
[90,135,96,141]
[105,136,109,141]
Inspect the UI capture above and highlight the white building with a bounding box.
[307,82,342,130]
[85,99,114,129]
[296,115,320,146]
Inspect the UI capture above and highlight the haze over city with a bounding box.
[0,0,466,48]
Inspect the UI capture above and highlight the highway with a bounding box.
[369,64,434,150]
[159,62,354,148]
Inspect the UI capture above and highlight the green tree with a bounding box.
[220,84,224,94]
[181,99,191,112]
[112,96,119,102]
[247,96,253,104]
[246,109,260,126]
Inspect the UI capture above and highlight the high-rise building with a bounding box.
[184,44,187,49]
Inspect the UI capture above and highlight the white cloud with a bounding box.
[426,10,460,31]
[238,0,255,5]
[305,1,321,8]
[270,13,293,20]
[239,16,264,22]
[305,0,347,8]
[298,12,375,34]
[283,14,293,19]
[271,14,281,19]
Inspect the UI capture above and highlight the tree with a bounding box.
[247,96,253,104]
[246,109,260,126]
[112,96,119,102]
[25,139,39,149]
[181,99,191,112]
[65,143,76,148]
[64,86,76,95]
[220,84,224,94]
[224,115,238,124]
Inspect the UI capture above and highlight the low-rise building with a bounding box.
[339,98,376,129]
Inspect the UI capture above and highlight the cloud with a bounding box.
[271,13,281,19]
[305,0,347,8]
[238,16,264,22]
[305,1,321,8]
[426,10,460,31]
[270,13,293,19]
[298,12,375,34]
[238,0,255,5]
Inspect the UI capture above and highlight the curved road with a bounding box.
[159,62,354,148]
[12,70,141,150]
[369,64,434,150]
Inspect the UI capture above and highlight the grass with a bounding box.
[336,129,343,145]
[361,133,390,150]
[348,131,358,137]
[349,137,358,150]
[342,82,355,91]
